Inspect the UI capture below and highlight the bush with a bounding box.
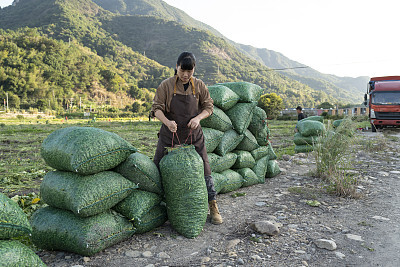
[313,117,359,197]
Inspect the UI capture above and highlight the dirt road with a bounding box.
[37,130,400,267]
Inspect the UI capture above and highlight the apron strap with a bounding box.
[174,76,196,96]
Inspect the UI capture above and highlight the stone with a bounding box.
[237,258,245,265]
[142,251,153,258]
[83,257,90,262]
[158,252,170,259]
[255,201,267,207]
[372,215,390,221]
[335,251,346,259]
[226,239,241,250]
[378,171,389,176]
[251,220,280,236]
[251,255,262,261]
[125,250,141,258]
[201,257,211,263]
[314,239,337,250]
[345,234,363,241]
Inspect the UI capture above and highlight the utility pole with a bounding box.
[6,92,8,111]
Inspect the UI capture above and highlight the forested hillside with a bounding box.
[0,0,359,111]
[0,28,161,110]
[92,0,367,104]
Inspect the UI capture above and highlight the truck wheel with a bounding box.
[371,123,377,132]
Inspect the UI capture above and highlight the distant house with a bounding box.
[281,107,368,117]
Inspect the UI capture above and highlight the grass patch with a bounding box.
[312,117,361,198]
[288,186,321,199]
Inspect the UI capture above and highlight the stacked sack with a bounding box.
[201,82,281,195]
[0,193,46,266]
[33,126,167,256]
[294,116,326,153]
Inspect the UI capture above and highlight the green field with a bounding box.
[0,117,297,197]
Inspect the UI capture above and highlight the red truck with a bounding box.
[364,76,400,132]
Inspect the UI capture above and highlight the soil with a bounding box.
[37,130,400,267]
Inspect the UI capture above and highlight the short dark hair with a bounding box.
[175,52,196,75]
[296,106,302,111]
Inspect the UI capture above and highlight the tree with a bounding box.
[258,93,284,119]
[7,92,20,109]
[131,102,143,113]
[317,101,335,109]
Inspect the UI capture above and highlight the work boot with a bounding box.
[209,200,223,225]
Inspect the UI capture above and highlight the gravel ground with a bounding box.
[37,130,400,267]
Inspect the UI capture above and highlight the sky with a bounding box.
[1,0,399,78]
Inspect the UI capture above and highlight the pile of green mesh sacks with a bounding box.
[33,127,167,256]
[201,82,281,195]
[0,192,46,266]
[294,116,326,153]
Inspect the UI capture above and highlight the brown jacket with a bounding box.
[151,76,213,116]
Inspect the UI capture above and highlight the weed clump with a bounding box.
[313,117,360,198]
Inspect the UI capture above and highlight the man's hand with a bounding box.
[187,117,200,129]
[166,120,178,132]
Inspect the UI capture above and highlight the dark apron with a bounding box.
[153,77,211,177]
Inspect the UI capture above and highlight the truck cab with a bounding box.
[365,76,400,132]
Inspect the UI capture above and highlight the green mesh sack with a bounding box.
[160,145,208,238]
[266,160,281,178]
[114,152,163,195]
[248,107,270,145]
[219,169,243,194]
[232,150,256,169]
[208,152,237,173]
[200,106,233,132]
[251,156,269,183]
[293,132,320,145]
[296,120,326,137]
[250,146,269,161]
[41,126,137,175]
[208,84,240,111]
[214,129,244,156]
[31,207,135,256]
[0,240,46,267]
[211,172,229,193]
[218,82,263,103]
[113,190,162,226]
[266,141,277,160]
[236,168,260,187]
[300,115,324,122]
[202,127,224,153]
[135,205,168,234]
[295,144,314,153]
[40,171,137,217]
[225,102,256,134]
[235,129,260,151]
[333,119,343,128]
[0,193,32,239]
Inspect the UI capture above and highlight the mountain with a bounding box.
[92,0,367,104]
[236,44,369,100]
[0,0,359,110]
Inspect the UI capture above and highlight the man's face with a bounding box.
[176,65,194,84]
[296,109,301,114]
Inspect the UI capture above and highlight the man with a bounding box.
[296,106,306,121]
